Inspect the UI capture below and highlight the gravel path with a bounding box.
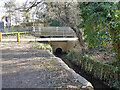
[1,42,85,89]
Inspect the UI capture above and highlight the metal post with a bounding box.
[3,22,4,32]
[63,29,65,37]
[39,27,41,34]
[0,32,2,42]
[17,33,20,42]
[32,14,35,32]
[5,17,9,32]
[8,21,9,32]
[2,21,4,32]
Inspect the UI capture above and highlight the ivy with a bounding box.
[78,2,120,65]
[78,2,120,88]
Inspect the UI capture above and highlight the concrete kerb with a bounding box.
[46,50,93,89]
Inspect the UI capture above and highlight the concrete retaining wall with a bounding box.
[47,50,93,89]
[49,41,76,52]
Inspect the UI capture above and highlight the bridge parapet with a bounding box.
[32,27,76,37]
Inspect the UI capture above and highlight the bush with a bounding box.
[33,43,52,52]
[67,50,119,89]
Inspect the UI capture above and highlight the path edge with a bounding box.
[47,50,94,89]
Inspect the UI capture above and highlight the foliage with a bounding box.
[67,50,76,59]
[45,65,51,70]
[4,0,16,26]
[49,18,62,26]
[78,2,120,65]
[68,50,119,89]
[29,1,86,52]
[21,22,33,26]
[22,11,31,24]
[113,81,120,89]
[33,43,52,52]
[78,2,120,88]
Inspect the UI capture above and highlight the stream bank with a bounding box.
[55,53,117,90]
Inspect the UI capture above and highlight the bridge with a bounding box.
[0,27,78,53]
[31,27,76,37]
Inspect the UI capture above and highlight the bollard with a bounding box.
[0,32,2,42]
[17,33,20,42]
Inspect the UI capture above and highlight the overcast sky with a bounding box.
[0,0,34,21]
[0,0,119,21]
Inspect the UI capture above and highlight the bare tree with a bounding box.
[45,2,86,52]
[4,0,16,26]
[27,1,86,52]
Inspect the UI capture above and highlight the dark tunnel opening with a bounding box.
[55,48,62,54]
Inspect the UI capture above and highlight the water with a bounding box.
[55,53,117,90]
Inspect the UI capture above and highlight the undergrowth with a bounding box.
[33,43,52,52]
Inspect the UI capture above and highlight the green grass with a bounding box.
[45,65,51,70]
[33,43,52,51]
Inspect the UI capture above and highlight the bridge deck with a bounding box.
[1,38,78,42]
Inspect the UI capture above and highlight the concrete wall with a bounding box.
[49,41,76,52]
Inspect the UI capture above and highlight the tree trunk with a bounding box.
[62,3,86,53]
[70,26,86,53]
[112,39,120,60]
[109,28,120,66]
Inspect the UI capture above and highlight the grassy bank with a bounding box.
[67,50,120,89]
[32,43,53,52]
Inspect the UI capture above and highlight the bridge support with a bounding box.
[49,41,76,53]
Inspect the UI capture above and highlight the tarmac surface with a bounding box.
[1,42,92,89]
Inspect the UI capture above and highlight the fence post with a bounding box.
[17,33,20,42]
[0,32,2,42]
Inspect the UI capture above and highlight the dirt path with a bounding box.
[1,42,85,89]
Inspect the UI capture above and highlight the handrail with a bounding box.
[33,27,76,37]
[0,32,20,42]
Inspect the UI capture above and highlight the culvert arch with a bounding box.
[55,48,62,54]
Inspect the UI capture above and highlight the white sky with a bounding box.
[0,0,34,21]
[0,0,119,21]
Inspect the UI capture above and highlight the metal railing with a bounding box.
[32,27,76,37]
[2,26,76,37]
[4,26,32,33]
